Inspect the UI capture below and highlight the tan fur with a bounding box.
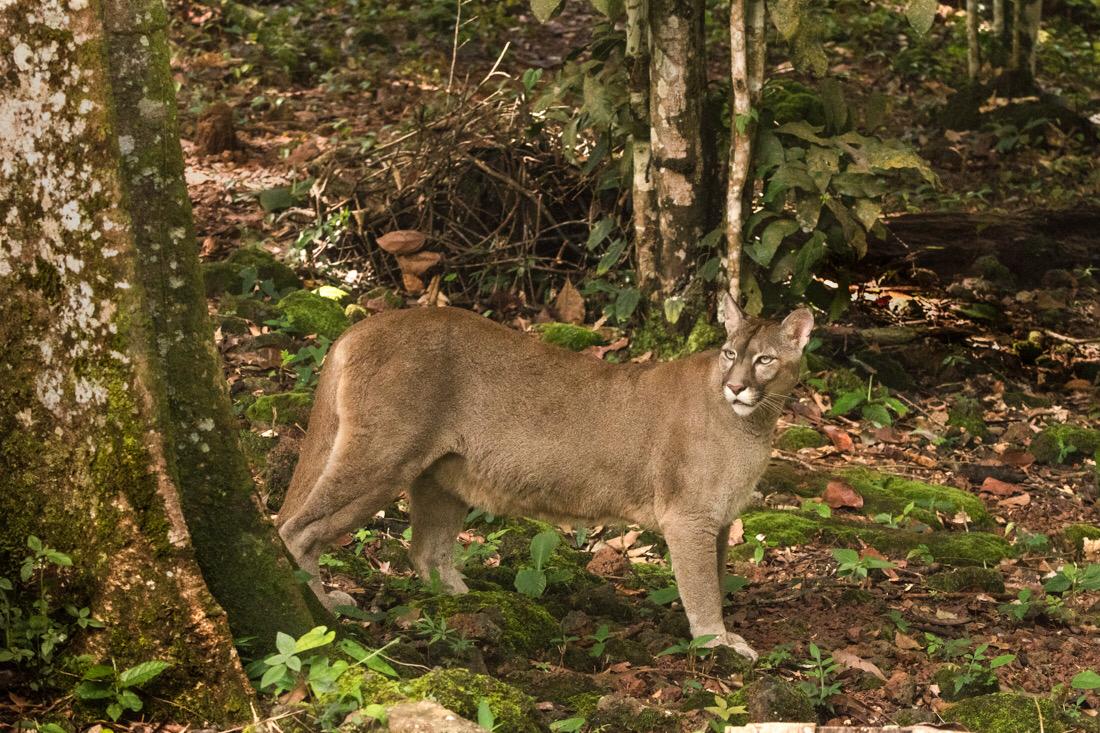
[277,297,812,659]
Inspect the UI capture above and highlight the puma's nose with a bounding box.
[726,382,745,394]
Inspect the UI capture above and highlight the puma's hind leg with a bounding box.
[408,477,469,594]
[278,437,408,610]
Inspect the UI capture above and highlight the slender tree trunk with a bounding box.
[1021,0,1042,76]
[726,0,750,302]
[647,0,708,297]
[993,0,1005,35]
[1010,0,1023,70]
[966,0,981,80]
[626,0,660,295]
[0,0,323,720]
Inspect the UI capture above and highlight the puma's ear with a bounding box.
[781,308,814,350]
[722,292,745,336]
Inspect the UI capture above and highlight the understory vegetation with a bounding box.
[5,0,1100,729]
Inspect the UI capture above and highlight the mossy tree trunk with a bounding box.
[0,0,323,721]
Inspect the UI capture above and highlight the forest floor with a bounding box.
[156,0,1100,730]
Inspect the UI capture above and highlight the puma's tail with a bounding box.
[276,339,345,527]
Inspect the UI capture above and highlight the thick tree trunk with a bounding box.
[647,0,708,296]
[626,0,660,295]
[0,0,323,721]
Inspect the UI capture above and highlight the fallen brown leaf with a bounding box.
[1000,448,1035,467]
[823,479,864,509]
[833,648,887,681]
[895,631,922,650]
[997,492,1031,507]
[980,476,1022,496]
[823,425,854,452]
[553,279,586,324]
[377,229,426,254]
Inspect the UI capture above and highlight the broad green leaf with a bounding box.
[831,548,859,564]
[550,717,587,732]
[741,270,764,315]
[990,654,1016,669]
[478,699,496,729]
[82,664,116,681]
[596,238,627,275]
[790,231,827,295]
[295,625,336,653]
[805,145,840,192]
[75,681,114,700]
[275,631,296,656]
[752,219,799,267]
[857,139,936,182]
[956,303,1000,321]
[795,194,823,231]
[664,296,686,324]
[775,121,828,145]
[260,664,287,690]
[722,575,749,594]
[647,585,680,605]
[258,186,295,213]
[831,390,866,415]
[313,285,349,302]
[119,689,143,711]
[1071,670,1100,690]
[906,0,937,35]
[119,660,171,688]
[792,28,828,76]
[530,529,562,569]
[853,199,882,231]
[514,567,547,597]
[583,74,614,126]
[586,217,615,250]
[532,0,563,22]
[613,287,641,322]
[107,703,123,722]
[862,402,893,426]
[754,130,785,175]
[590,0,623,18]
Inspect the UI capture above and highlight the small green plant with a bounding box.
[1044,563,1100,595]
[415,615,474,656]
[873,500,915,529]
[514,529,566,598]
[656,634,717,672]
[746,534,774,564]
[477,698,498,731]
[258,625,337,693]
[885,610,910,634]
[704,694,748,732]
[1012,529,1051,554]
[758,643,794,670]
[1067,670,1100,715]
[282,336,331,389]
[551,631,579,665]
[456,528,510,569]
[997,588,1035,622]
[797,643,842,710]
[75,660,171,721]
[829,377,908,426]
[550,716,587,732]
[802,498,832,519]
[923,632,971,661]
[939,642,1015,696]
[587,624,611,659]
[317,553,347,569]
[906,544,934,564]
[832,548,896,582]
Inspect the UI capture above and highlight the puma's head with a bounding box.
[718,293,814,417]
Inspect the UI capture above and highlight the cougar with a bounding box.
[277,294,813,660]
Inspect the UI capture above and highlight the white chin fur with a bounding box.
[731,402,756,417]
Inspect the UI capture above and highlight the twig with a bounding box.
[1043,329,1100,345]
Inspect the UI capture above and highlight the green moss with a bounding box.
[944,693,1066,733]
[775,426,827,452]
[732,675,815,724]
[759,462,993,529]
[244,390,314,426]
[504,669,601,704]
[631,314,723,361]
[420,591,556,656]
[218,293,280,324]
[590,694,679,732]
[202,245,300,297]
[276,290,351,340]
[933,666,999,702]
[1057,523,1100,558]
[1030,424,1100,464]
[684,317,724,354]
[927,567,1005,593]
[568,691,602,717]
[740,510,1012,566]
[947,396,990,440]
[536,322,605,351]
[404,668,538,733]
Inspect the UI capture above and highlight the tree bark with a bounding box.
[0,0,323,720]
[1020,0,1042,77]
[966,0,981,80]
[647,0,708,297]
[993,0,1005,35]
[626,0,660,295]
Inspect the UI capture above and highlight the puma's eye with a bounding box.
[756,355,776,366]
[723,348,737,360]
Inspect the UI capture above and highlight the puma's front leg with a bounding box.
[663,520,758,661]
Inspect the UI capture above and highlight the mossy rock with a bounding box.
[589,693,679,732]
[567,691,602,717]
[630,314,723,361]
[943,693,1066,733]
[732,675,815,724]
[403,668,539,733]
[215,313,252,335]
[927,567,1005,593]
[1030,424,1100,464]
[244,390,313,426]
[739,510,1012,566]
[276,290,351,341]
[947,396,990,440]
[504,668,603,705]
[419,590,556,656]
[776,426,827,452]
[629,561,674,591]
[760,462,993,529]
[1057,523,1100,558]
[971,255,1016,289]
[933,666,999,702]
[218,293,281,324]
[536,322,604,351]
[202,245,300,297]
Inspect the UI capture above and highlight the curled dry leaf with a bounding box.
[894,631,922,651]
[997,492,1031,507]
[823,479,864,509]
[402,272,425,294]
[980,476,1022,496]
[377,229,426,254]
[1083,538,1100,562]
[833,648,887,681]
[586,336,629,360]
[553,279,586,324]
[823,425,855,452]
[396,250,442,276]
[1000,448,1035,467]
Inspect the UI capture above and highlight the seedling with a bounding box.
[415,615,474,656]
[1044,563,1100,595]
[657,634,717,672]
[75,660,171,721]
[832,548,896,583]
[705,694,748,732]
[798,643,843,710]
[514,529,567,598]
[939,642,1015,696]
[587,624,611,659]
[477,699,499,731]
[874,501,915,529]
[550,717,587,732]
[997,588,1034,622]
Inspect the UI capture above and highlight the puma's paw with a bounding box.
[323,589,356,611]
[706,631,759,661]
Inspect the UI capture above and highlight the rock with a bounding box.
[244,390,313,427]
[403,668,539,733]
[590,693,679,732]
[603,637,653,667]
[927,566,1005,593]
[419,591,556,656]
[775,426,827,452]
[943,692,1067,732]
[885,669,917,705]
[737,675,815,723]
[202,245,300,297]
[1030,423,1100,464]
[586,547,631,577]
[947,396,990,440]
[568,584,638,623]
[196,101,240,154]
[536,322,605,351]
[504,668,601,704]
[276,290,351,340]
[560,610,591,635]
[385,700,484,733]
[1057,523,1100,558]
[445,612,503,645]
